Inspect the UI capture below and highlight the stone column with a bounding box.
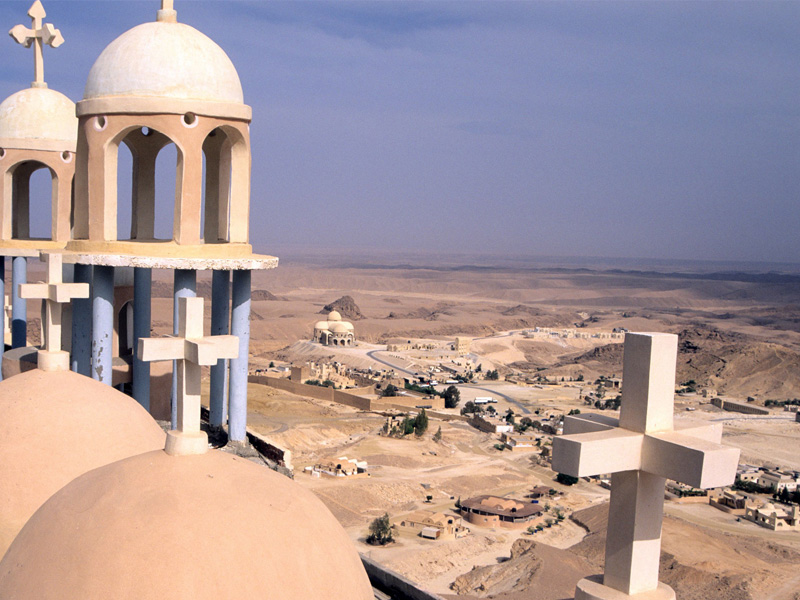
[91,265,114,384]
[70,263,92,375]
[229,269,251,442]
[172,269,196,429]
[11,256,27,348]
[209,269,230,427]
[132,267,152,411]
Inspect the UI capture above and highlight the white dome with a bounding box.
[84,21,243,104]
[340,322,354,331]
[314,321,330,331]
[329,323,349,334]
[327,310,342,322]
[0,87,77,145]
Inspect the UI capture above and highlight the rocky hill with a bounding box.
[561,326,800,399]
[320,295,364,320]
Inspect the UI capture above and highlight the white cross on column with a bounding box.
[552,333,740,600]
[19,252,89,372]
[138,296,238,456]
[9,1,64,88]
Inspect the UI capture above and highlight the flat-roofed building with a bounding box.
[460,495,544,529]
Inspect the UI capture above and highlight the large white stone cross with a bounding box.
[19,252,89,372]
[138,296,238,456]
[9,1,64,89]
[552,333,740,600]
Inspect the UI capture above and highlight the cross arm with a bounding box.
[563,413,619,435]
[552,429,643,478]
[643,431,740,489]
[138,337,187,362]
[9,24,35,46]
[19,282,89,302]
[185,335,239,366]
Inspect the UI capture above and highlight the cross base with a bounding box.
[165,430,208,456]
[575,576,675,600]
[37,350,69,372]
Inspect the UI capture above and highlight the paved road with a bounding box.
[459,384,532,415]
[365,350,418,376]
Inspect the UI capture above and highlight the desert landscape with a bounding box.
[178,255,800,600]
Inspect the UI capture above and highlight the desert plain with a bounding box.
[75,254,800,600]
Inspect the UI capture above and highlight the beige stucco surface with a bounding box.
[0,87,76,149]
[84,21,243,104]
[0,448,375,599]
[0,369,165,557]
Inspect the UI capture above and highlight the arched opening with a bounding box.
[118,300,134,357]
[116,142,133,239]
[27,166,53,240]
[11,161,54,240]
[115,127,176,241]
[202,127,234,242]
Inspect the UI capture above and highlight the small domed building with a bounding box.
[0,0,77,355]
[313,310,356,346]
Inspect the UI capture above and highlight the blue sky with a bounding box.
[1,1,799,264]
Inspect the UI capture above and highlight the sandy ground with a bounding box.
[167,259,800,598]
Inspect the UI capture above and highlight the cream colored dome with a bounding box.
[0,87,77,146]
[84,21,243,104]
[327,310,342,322]
[314,320,330,331]
[0,369,165,557]
[0,449,374,599]
[329,322,349,334]
[340,321,354,331]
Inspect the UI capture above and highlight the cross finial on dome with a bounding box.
[138,297,238,456]
[9,1,64,89]
[19,252,89,372]
[157,0,177,23]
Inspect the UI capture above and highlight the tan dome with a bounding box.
[0,449,374,599]
[314,320,330,331]
[327,310,342,322]
[84,21,243,104]
[0,369,165,556]
[0,87,77,149]
[340,321,355,331]
[329,322,349,334]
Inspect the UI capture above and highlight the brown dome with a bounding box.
[0,369,165,556]
[0,449,374,599]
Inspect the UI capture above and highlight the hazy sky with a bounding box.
[1,1,799,264]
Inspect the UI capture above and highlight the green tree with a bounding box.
[443,385,461,409]
[414,409,429,436]
[268,361,275,368]
[383,384,398,397]
[401,416,415,436]
[556,472,579,486]
[461,400,481,415]
[366,513,394,545]
[433,426,442,442]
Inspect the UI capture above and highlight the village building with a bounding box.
[313,310,355,346]
[453,336,470,355]
[709,490,748,514]
[736,464,761,483]
[756,469,800,493]
[470,413,513,434]
[528,485,555,500]
[307,456,368,478]
[397,510,467,540]
[460,495,544,529]
[501,432,539,451]
[743,502,800,531]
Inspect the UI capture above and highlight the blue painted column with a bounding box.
[132,267,152,411]
[0,256,5,381]
[91,265,114,384]
[172,269,196,429]
[209,269,230,427]
[71,263,93,375]
[11,256,27,349]
[229,269,251,442]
